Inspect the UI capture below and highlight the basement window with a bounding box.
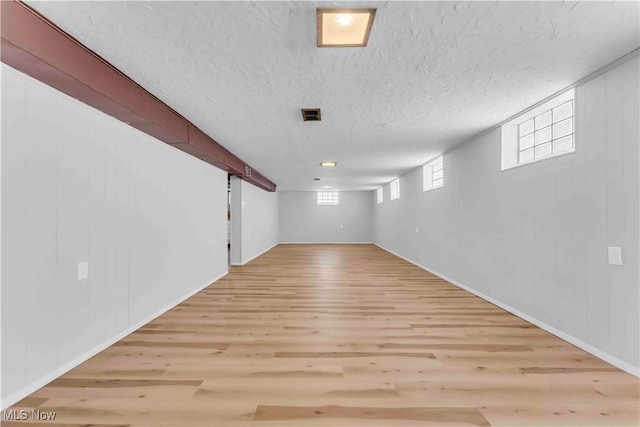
[502,89,575,170]
[317,191,339,205]
[376,187,383,204]
[390,179,400,200]
[423,155,444,191]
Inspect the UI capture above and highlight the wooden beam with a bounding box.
[0,0,276,192]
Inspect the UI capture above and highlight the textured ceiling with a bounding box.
[26,1,639,191]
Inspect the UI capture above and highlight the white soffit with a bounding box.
[24,1,640,191]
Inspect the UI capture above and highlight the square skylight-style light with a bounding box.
[317,8,376,47]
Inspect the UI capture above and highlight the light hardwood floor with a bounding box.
[6,244,639,426]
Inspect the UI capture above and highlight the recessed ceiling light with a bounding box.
[321,185,332,189]
[317,8,376,48]
[320,162,337,167]
[336,13,354,26]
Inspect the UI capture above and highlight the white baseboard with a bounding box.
[375,243,640,378]
[233,242,279,266]
[279,242,374,245]
[0,271,228,410]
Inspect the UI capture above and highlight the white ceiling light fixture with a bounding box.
[321,185,332,189]
[336,13,354,26]
[317,8,376,47]
[320,161,337,167]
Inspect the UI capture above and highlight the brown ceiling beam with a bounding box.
[0,0,276,192]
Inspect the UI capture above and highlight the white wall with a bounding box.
[230,177,279,265]
[1,65,229,408]
[230,176,242,265]
[280,191,373,243]
[242,182,279,264]
[374,57,640,375]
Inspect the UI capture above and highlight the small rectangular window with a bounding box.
[518,100,573,163]
[317,191,339,205]
[376,187,383,204]
[502,89,575,170]
[390,179,400,200]
[423,155,444,191]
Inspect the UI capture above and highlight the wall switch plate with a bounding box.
[340,224,343,229]
[415,226,420,233]
[607,247,622,266]
[77,262,89,280]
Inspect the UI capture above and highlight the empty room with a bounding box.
[1,1,639,426]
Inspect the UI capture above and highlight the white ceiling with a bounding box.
[26,1,639,191]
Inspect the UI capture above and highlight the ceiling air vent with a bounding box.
[301,108,321,121]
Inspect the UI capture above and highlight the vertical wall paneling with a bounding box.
[1,64,229,408]
[374,58,640,374]
[25,78,59,382]
[230,176,243,265]
[1,65,28,395]
[87,112,108,350]
[230,177,279,266]
[616,58,640,365]
[571,75,589,342]
[240,181,279,265]
[56,90,91,367]
[582,73,610,352]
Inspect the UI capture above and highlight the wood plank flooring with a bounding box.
[5,244,639,426]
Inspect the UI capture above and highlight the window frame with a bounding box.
[501,89,576,171]
[317,191,339,206]
[376,187,383,204]
[390,179,400,200]
[423,155,444,192]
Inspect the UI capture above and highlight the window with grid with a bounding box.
[317,191,339,205]
[390,179,400,200]
[376,187,383,204]
[501,89,575,171]
[423,155,444,191]
[518,100,573,163]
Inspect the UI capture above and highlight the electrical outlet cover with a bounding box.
[607,247,622,266]
[77,262,89,280]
